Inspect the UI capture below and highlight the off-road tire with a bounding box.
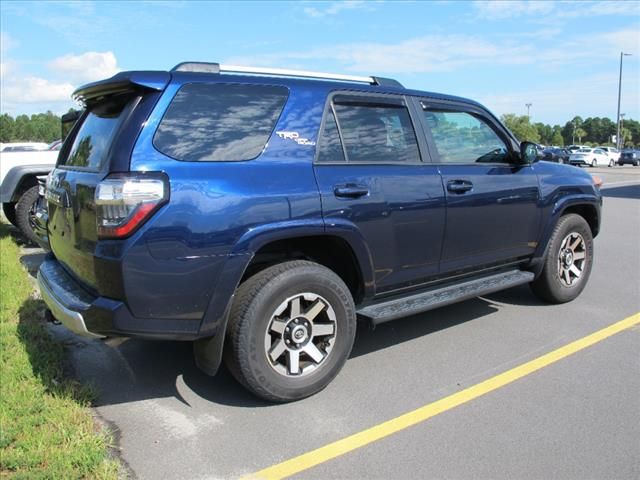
[15,186,40,245]
[223,260,356,402]
[2,202,17,226]
[530,213,593,304]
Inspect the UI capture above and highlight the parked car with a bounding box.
[38,63,602,402]
[0,148,59,243]
[618,149,639,166]
[568,148,610,167]
[597,146,620,164]
[1,113,80,244]
[542,147,571,163]
[0,142,49,152]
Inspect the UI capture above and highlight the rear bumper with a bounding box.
[38,267,104,339]
[37,256,203,340]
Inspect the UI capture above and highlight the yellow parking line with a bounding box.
[245,312,640,480]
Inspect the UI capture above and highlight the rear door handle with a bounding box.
[447,180,473,194]
[334,185,369,199]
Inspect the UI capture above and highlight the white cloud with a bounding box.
[1,32,19,53]
[226,34,534,74]
[473,0,640,20]
[303,1,367,18]
[1,50,120,114]
[2,77,75,104]
[48,51,120,83]
[226,25,638,76]
[476,72,639,124]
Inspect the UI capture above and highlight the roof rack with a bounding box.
[170,62,403,88]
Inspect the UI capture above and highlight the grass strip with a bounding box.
[0,223,120,478]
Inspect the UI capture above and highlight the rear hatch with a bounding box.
[46,72,169,295]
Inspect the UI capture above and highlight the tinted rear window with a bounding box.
[154,83,288,162]
[333,102,420,163]
[59,96,129,169]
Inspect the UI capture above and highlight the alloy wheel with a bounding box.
[557,232,587,287]
[264,293,337,377]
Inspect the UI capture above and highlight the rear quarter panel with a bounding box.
[123,79,330,332]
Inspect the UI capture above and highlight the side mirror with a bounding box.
[520,141,538,164]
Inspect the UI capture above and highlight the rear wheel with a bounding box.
[609,159,614,167]
[224,260,356,402]
[591,159,597,167]
[530,214,593,304]
[15,186,41,245]
[2,202,17,226]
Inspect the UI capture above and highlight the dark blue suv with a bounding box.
[38,62,602,401]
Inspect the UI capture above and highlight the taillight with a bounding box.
[95,173,169,239]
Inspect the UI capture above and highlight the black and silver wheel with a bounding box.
[591,159,597,167]
[530,213,593,303]
[15,186,41,245]
[556,232,587,287]
[224,260,356,402]
[608,159,614,167]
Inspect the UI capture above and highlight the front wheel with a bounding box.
[530,214,593,304]
[2,202,17,226]
[591,159,597,167]
[609,159,614,167]
[224,260,356,402]
[15,186,41,245]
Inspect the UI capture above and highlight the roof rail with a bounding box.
[171,62,403,88]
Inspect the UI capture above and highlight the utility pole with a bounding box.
[616,52,632,150]
[525,103,532,120]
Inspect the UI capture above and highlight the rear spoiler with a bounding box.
[73,71,171,104]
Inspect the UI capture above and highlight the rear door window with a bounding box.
[331,100,420,163]
[154,83,288,162]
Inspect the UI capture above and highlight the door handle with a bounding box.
[334,185,369,199]
[447,180,473,194]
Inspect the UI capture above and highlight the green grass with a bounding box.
[0,223,120,479]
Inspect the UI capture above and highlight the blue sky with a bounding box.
[1,0,639,125]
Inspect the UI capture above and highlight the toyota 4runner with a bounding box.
[38,62,602,402]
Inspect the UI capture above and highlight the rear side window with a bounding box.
[154,83,288,162]
[332,102,420,163]
[60,95,129,169]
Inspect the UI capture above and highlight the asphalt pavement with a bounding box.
[17,165,640,480]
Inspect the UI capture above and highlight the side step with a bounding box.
[357,270,535,325]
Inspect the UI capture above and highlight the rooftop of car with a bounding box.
[74,62,484,110]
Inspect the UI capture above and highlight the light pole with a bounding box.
[616,52,632,150]
[525,103,532,120]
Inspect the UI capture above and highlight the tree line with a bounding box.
[501,114,639,148]
[1,110,638,148]
[0,112,64,144]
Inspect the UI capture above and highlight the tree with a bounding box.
[534,122,553,145]
[501,114,540,143]
[551,128,564,146]
[574,127,587,143]
[0,114,15,142]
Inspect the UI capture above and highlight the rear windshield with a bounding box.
[153,83,288,162]
[59,96,129,169]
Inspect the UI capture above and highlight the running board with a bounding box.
[357,270,535,325]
